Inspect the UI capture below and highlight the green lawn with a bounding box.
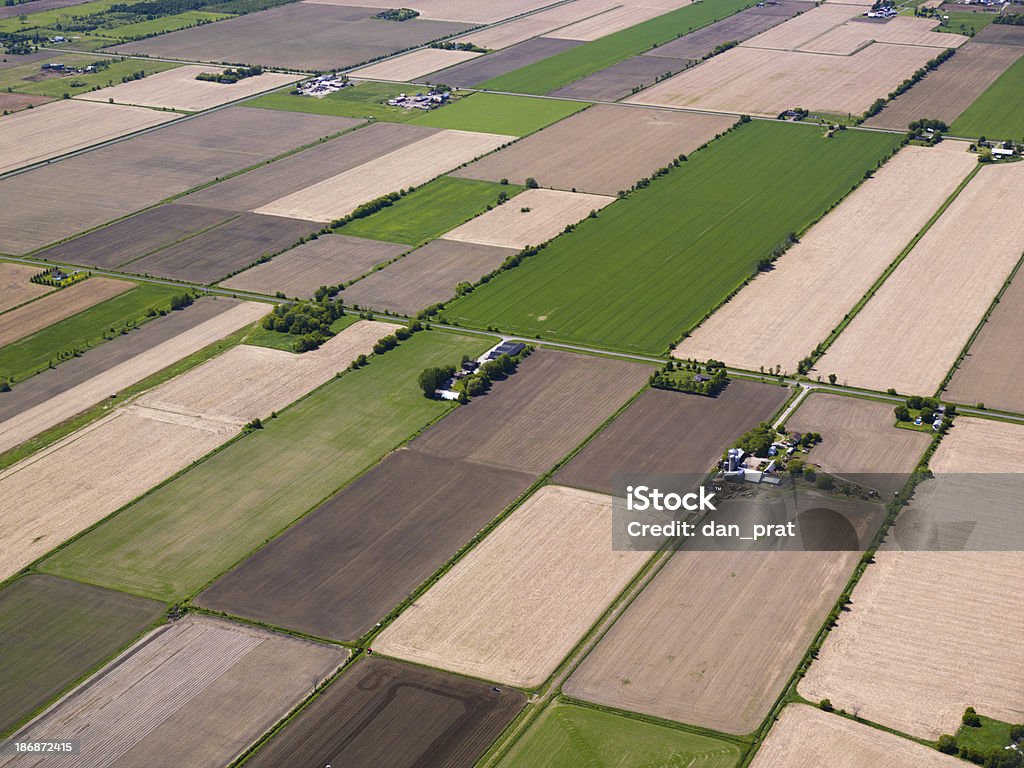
[497,701,742,768]
[246,80,425,122]
[0,54,178,98]
[339,176,523,245]
[409,93,589,136]
[103,11,231,40]
[932,11,996,36]
[0,282,180,383]
[477,0,753,95]
[951,55,1024,141]
[955,714,1018,753]
[0,0,117,32]
[40,329,495,601]
[443,121,902,354]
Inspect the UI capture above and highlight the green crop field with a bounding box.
[0,282,180,383]
[339,176,523,245]
[477,0,753,95]
[246,314,358,352]
[0,54,179,98]
[443,121,902,354]
[932,11,996,36]
[409,93,588,136]
[104,11,232,40]
[246,80,426,122]
[497,701,742,768]
[0,0,117,32]
[40,329,495,601]
[952,55,1024,141]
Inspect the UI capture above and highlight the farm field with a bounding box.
[245,80,429,123]
[374,486,649,688]
[553,4,673,40]
[944,271,1024,412]
[555,379,790,496]
[815,161,1024,395]
[453,0,620,48]
[443,188,615,249]
[220,234,409,297]
[109,3,473,71]
[342,240,516,316]
[0,92,53,113]
[477,0,754,94]
[0,99,176,174]
[0,54,179,99]
[424,37,585,88]
[0,262,51,313]
[454,105,735,195]
[564,540,875,734]
[0,107,356,254]
[0,282,183,384]
[76,64,299,111]
[338,176,520,245]
[0,0,95,19]
[548,53,693,101]
[409,93,589,137]
[0,574,163,737]
[351,46,482,81]
[305,0,558,24]
[40,329,494,601]
[496,700,743,768]
[0,277,131,348]
[798,17,965,55]
[864,42,1022,130]
[100,10,232,39]
[675,142,976,373]
[0,298,265,456]
[750,705,965,768]
[444,121,902,354]
[973,23,1024,46]
[255,129,514,223]
[0,615,346,768]
[951,54,1024,140]
[739,3,861,50]
[243,657,525,768]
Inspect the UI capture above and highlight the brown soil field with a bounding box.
[0,261,51,313]
[244,657,525,768]
[375,486,649,688]
[944,267,1024,413]
[750,705,966,768]
[0,574,164,737]
[784,393,931,494]
[866,42,1022,131]
[411,348,651,473]
[256,129,514,223]
[0,615,346,768]
[549,54,694,101]
[676,143,976,373]
[455,105,734,196]
[137,319,397,426]
[0,99,176,175]
[455,0,619,49]
[555,379,790,495]
[425,36,585,87]
[352,47,483,81]
[0,107,357,255]
[442,188,614,248]
[220,234,409,297]
[109,4,472,71]
[974,23,1024,46]
[800,17,967,55]
[0,92,53,113]
[566,539,870,734]
[124,212,320,284]
[197,449,537,640]
[77,65,298,112]
[553,4,670,40]
[741,3,861,50]
[815,161,1024,395]
[0,277,132,348]
[0,299,266,455]
[181,121,426,213]
[628,43,941,117]
[341,239,515,315]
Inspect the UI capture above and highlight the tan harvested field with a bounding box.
[352,47,482,81]
[0,262,52,313]
[0,277,132,348]
[455,0,619,48]
[220,234,409,297]
[454,105,735,195]
[0,300,267,455]
[553,4,670,40]
[0,615,345,768]
[302,0,556,23]
[375,485,649,688]
[865,42,1023,130]
[442,188,614,249]
[741,2,861,49]
[750,705,966,768]
[800,17,967,55]
[341,239,515,315]
[0,99,177,174]
[138,319,397,426]
[815,161,1024,394]
[628,43,942,116]
[675,143,976,373]
[929,415,1021,474]
[77,65,299,112]
[255,129,514,222]
[565,545,868,734]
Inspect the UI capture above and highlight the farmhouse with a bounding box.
[387,89,452,110]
